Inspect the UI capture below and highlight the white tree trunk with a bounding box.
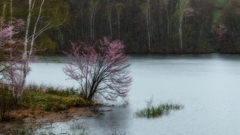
[30,0,45,56]
[117,14,120,39]
[10,0,13,25]
[146,14,151,53]
[108,9,112,38]
[115,3,123,40]
[23,0,33,58]
[93,10,96,41]
[179,19,183,50]
[90,13,93,42]
[0,1,7,31]
[164,0,170,37]
[178,0,189,52]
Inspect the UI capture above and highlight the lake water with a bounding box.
[27,54,240,135]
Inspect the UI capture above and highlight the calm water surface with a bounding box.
[27,54,240,135]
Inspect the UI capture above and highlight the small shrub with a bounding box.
[63,37,132,101]
[0,85,16,121]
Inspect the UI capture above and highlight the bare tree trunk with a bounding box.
[147,0,151,24]
[93,10,96,41]
[19,0,49,104]
[166,10,170,37]
[117,14,120,39]
[23,0,34,58]
[164,0,170,38]
[115,3,123,39]
[140,2,151,53]
[10,0,13,25]
[179,19,183,50]
[146,15,151,53]
[90,13,93,42]
[8,0,63,104]
[17,0,34,104]
[30,0,45,56]
[56,27,64,51]
[0,1,7,31]
[90,9,96,42]
[108,10,112,38]
[81,10,84,39]
[9,0,13,41]
[179,1,183,51]
[178,0,189,52]
[89,0,98,43]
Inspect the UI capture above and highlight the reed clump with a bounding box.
[136,103,184,118]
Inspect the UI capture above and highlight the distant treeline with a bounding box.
[1,0,240,54]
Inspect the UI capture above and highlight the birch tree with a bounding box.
[106,4,113,38]
[0,17,26,100]
[178,0,189,51]
[12,0,67,104]
[89,0,99,42]
[0,0,7,31]
[115,2,123,39]
[163,0,170,37]
[140,2,151,52]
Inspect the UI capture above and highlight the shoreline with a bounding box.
[0,107,97,134]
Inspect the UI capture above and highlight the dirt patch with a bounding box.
[0,107,96,134]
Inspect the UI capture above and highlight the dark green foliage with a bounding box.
[216,0,227,6]
[36,34,57,55]
[136,103,184,118]
[219,0,240,53]
[0,84,16,121]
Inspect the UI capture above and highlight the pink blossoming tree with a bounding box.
[0,26,16,75]
[0,18,31,104]
[218,25,229,45]
[63,37,132,101]
[2,42,32,103]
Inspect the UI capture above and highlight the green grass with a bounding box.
[0,83,94,121]
[21,84,93,111]
[136,103,184,118]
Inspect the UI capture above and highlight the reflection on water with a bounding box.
[28,54,240,135]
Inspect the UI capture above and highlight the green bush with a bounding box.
[0,85,16,121]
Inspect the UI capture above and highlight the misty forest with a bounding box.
[1,0,239,55]
[1,0,240,134]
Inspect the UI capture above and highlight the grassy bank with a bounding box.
[0,84,93,121]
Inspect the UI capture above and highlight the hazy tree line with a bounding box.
[1,0,240,54]
[63,0,216,53]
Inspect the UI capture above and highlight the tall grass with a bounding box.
[0,83,93,121]
[136,103,184,118]
[21,84,93,111]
